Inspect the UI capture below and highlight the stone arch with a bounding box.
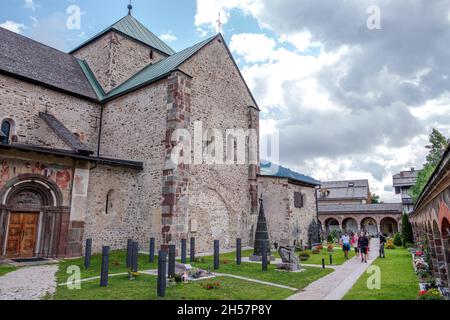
[441,217,450,286]
[380,217,399,236]
[0,174,69,259]
[324,217,340,232]
[361,217,378,236]
[438,202,450,234]
[342,217,358,233]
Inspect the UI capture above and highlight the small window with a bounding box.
[106,189,114,214]
[348,182,355,187]
[150,50,154,60]
[294,192,304,208]
[0,119,11,144]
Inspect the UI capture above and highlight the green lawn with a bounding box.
[0,264,17,277]
[53,249,333,300]
[343,247,419,300]
[302,248,356,265]
[54,275,293,300]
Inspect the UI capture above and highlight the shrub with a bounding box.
[312,248,320,254]
[299,252,310,261]
[393,233,403,246]
[327,234,334,244]
[327,244,334,252]
[316,244,324,250]
[417,289,444,300]
[402,213,414,247]
[201,282,221,290]
[386,238,396,249]
[170,273,183,283]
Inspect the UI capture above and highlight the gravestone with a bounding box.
[157,250,167,297]
[250,199,274,261]
[181,239,187,264]
[100,246,110,287]
[190,237,195,262]
[308,219,322,249]
[168,244,176,277]
[214,240,219,270]
[149,238,155,263]
[84,238,92,269]
[236,238,242,265]
[277,246,300,271]
[126,239,133,267]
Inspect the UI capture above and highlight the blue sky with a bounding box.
[2,0,450,202]
[0,0,264,53]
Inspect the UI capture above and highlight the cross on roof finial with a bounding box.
[216,12,223,34]
[127,0,133,15]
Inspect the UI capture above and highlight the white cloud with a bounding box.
[0,20,26,34]
[159,31,177,43]
[230,33,276,63]
[24,0,37,11]
[195,0,262,32]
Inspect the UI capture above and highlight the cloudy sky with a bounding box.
[2,0,450,202]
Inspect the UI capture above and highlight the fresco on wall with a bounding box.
[0,157,73,192]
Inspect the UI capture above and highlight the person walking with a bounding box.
[341,233,351,259]
[351,232,359,256]
[359,232,369,263]
[379,233,386,258]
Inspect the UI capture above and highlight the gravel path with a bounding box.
[0,265,58,300]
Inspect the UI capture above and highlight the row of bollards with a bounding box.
[84,237,268,297]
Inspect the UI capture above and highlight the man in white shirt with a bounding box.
[341,233,351,259]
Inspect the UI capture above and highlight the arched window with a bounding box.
[105,189,115,214]
[0,119,11,144]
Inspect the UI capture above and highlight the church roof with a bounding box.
[0,27,98,101]
[69,14,176,56]
[101,34,218,101]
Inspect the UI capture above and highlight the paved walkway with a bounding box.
[287,238,380,300]
[0,265,58,300]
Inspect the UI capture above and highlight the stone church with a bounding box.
[0,9,260,259]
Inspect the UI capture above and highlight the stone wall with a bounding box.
[73,31,166,93]
[96,79,168,251]
[258,177,317,247]
[178,37,259,252]
[0,74,100,151]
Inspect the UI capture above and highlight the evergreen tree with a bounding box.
[401,213,414,246]
[425,128,449,167]
[371,193,380,204]
[410,129,449,202]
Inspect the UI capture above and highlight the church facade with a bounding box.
[0,12,259,259]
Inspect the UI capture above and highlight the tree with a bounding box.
[425,129,449,167]
[371,193,380,204]
[409,163,435,203]
[410,129,449,202]
[401,213,414,246]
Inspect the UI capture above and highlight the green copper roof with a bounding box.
[70,14,175,56]
[103,34,218,101]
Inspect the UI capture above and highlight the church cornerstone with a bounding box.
[161,71,192,251]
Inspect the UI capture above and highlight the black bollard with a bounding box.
[157,250,167,297]
[322,258,325,269]
[330,254,333,265]
[190,237,195,262]
[132,241,139,272]
[149,237,155,263]
[236,238,242,265]
[262,242,268,271]
[214,240,220,270]
[126,239,133,267]
[84,238,92,269]
[168,245,176,277]
[100,246,110,287]
[181,239,187,264]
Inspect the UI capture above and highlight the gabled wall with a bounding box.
[72,31,166,93]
